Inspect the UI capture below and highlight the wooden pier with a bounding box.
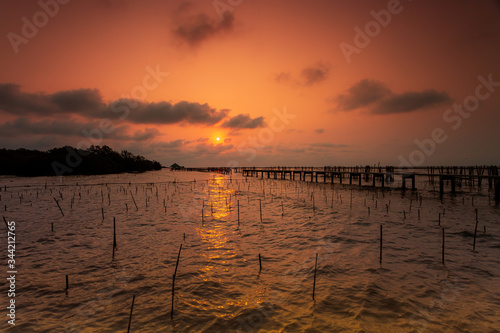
[237,166,500,201]
[180,165,500,202]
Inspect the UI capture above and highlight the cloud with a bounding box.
[332,79,451,114]
[371,89,452,114]
[315,128,324,134]
[120,100,229,125]
[274,63,330,86]
[130,128,160,141]
[50,88,104,112]
[0,117,156,141]
[173,11,234,46]
[0,83,105,116]
[300,63,330,86]
[220,113,265,129]
[0,84,233,126]
[333,79,391,111]
[273,72,291,83]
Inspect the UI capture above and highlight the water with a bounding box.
[0,170,499,332]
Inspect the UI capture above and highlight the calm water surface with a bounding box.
[0,169,499,332]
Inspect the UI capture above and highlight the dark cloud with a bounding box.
[220,114,265,129]
[371,90,452,114]
[121,100,229,125]
[315,129,324,134]
[0,117,156,142]
[334,79,391,111]
[0,84,104,116]
[333,79,451,114]
[0,84,233,126]
[0,83,59,115]
[50,88,104,112]
[173,11,234,46]
[301,63,330,86]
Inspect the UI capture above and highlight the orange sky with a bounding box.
[1,0,500,167]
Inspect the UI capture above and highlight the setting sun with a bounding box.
[216,137,220,141]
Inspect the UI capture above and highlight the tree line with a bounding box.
[0,145,162,177]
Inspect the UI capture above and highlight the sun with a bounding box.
[216,137,220,141]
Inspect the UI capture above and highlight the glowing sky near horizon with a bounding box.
[0,0,499,167]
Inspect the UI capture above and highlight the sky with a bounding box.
[0,0,499,167]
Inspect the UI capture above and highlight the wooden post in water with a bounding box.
[259,199,262,222]
[473,219,479,251]
[54,198,64,217]
[130,191,139,211]
[259,253,262,272]
[379,225,383,264]
[171,243,183,319]
[127,295,135,333]
[312,253,318,300]
[65,275,69,292]
[113,217,117,250]
[237,200,240,226]
[442,228,445,265]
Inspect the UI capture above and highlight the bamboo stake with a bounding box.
[379,225,383,264]
[473,219,479,251]
[312,253,318,300]
[54,198,64,217]
[442,227,445,265]
[259,199,262,222]
[171,244,183,319]
[130,191,139,211]
[127,295,135,333]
